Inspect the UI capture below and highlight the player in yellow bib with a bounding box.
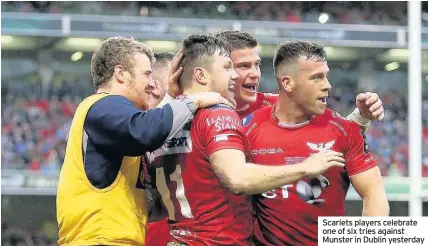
[56,37,232,246]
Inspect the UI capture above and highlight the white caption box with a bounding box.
[318,217,428,245]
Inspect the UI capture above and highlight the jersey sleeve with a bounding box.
[201,106,249,157]
[344,123,377,176]
[84,95,194,156]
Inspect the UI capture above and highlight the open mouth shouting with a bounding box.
[317,96,328,105]
[242,82,258,93]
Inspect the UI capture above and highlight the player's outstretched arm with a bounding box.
[350,167,390,216]
[85,95,193,155]
[85,94,233,156]
[209,149,345,195]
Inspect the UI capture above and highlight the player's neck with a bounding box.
[182,85,209,96]
[275,96,310,124]
[96,81,112,94]
[97,83,138,107]
[97,83,125,97]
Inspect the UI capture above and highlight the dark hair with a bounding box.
[154,52,175,65]
[215,30,258,51]
[273,41,327,75]
[91,36,154,90]
[152,52,174,81]
[179,34,231,85]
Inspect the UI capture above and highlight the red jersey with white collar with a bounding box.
[243,106,377,246]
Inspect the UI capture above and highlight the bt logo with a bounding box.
[261,175,330,205]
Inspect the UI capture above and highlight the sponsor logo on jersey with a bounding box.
[170,229,196,241]
[306,140,335,152]
[296,175,330,205]
[245,123,257,136]
[206,115,241,132]
[261,175,331,205]
[251,148,283,155]
[150,130,192,159]
[165,137,188,148]
[167,242,188,246]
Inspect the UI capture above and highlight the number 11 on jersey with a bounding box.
[156,164,194,220]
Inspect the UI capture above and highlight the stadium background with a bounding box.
[1,1,428,245]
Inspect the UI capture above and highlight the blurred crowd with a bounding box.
[1,80,89,174]
[328,85,416,177]
[1,221,56,246]
[1,1,415,26]
[2,72,428,177]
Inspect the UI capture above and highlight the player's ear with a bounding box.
[113,65,126,84]
[279,75,295,92]
[194,67,209,86]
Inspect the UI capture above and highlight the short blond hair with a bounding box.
[91,36,155,89]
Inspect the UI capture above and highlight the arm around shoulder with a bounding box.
[85,95,180,156]
[209,149,313,196]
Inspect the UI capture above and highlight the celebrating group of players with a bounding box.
[56,30,389,246]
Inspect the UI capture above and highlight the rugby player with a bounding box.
[244,41,389,245]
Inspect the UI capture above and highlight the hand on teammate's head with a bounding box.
[168,48,184,97]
